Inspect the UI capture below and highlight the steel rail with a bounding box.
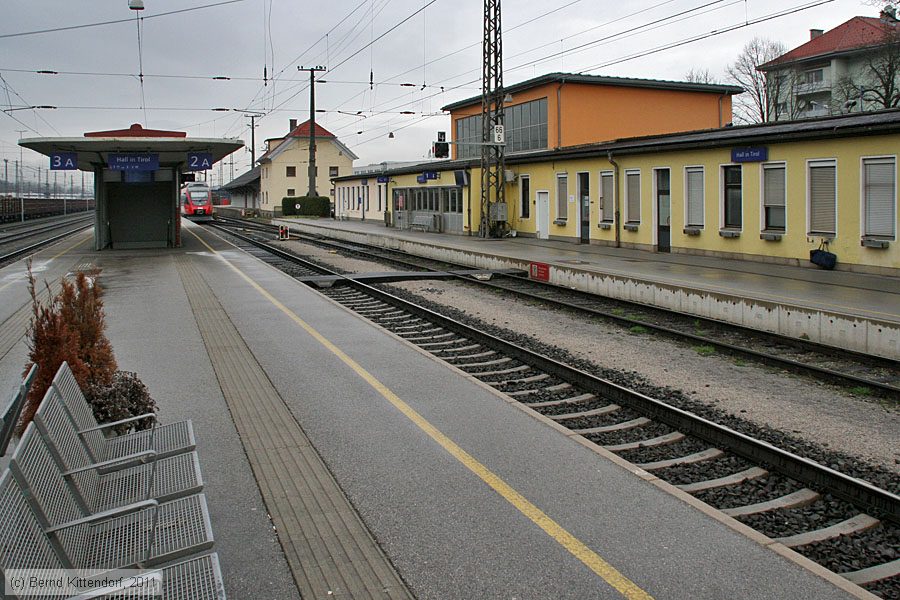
[210,222,900,524]
[0,222,92,264]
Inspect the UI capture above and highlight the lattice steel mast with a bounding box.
[480,0,505,237]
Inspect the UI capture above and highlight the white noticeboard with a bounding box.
[492,125,505,144]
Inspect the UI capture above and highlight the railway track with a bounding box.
[208,220,900,598]
[0,214,93,266]
[215,216,900,402]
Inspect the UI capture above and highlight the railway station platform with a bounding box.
[0,220,873,598]
[272,217,900,360]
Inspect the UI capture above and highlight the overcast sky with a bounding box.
[0,0,886,187]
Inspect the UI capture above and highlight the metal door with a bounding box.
[656,169,671,252]
[579,173,590,243]
[536,191,550,240]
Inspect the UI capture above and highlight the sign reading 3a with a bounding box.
[50,152,78,170]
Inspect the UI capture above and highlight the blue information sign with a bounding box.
[50,152,78,170]
[108,153,159,171]
[187,152,213,171]
[731,147,768,162]
[424,171,438,180]
[376,175,390,183]
[416,174,427,184]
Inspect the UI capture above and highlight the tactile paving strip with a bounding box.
[175,254,413,600]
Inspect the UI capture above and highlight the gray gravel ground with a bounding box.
[281,239,900,474]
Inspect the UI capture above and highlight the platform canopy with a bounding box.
[19,123,243,172]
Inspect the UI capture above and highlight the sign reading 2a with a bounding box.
[187,152,213,171]
[50,152,78,170]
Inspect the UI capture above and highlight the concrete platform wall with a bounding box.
[285,221,900,360]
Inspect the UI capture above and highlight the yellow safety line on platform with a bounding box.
[187,227,654,600]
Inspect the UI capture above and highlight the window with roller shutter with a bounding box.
[808,160,836,235]
[762,164,786,232]
[600,171,614,223]
[685,167,704,228]
[625,170,641,224]
[862,157,896,239]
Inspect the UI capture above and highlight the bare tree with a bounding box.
[683,68,719,84]
[833,26,900,111]
[727,37,788,123]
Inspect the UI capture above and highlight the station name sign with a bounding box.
[376,175,390,183]
[731,147,768,162]
[107,153,159,171]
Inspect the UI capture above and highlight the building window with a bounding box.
[454,97,548,159]
[685,167,704,227]
[505,98,549,154]
[808,160,836,235]
[762,164,786,231]
[556,174,568,220]
[329,166,339,177]
[722,165,742,229]
[287,188,295,197]
[625,170,640,223]
[378,185,383,212]
[286,166,296,177]
[520,175,530,219]
[863,157,896,239]
[600,171,614,222]
[803,68,824,84]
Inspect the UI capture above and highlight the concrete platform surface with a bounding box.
[0,220,869,599]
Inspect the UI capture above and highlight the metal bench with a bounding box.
[409,214,435,232]
[21,410,203,513]
[0,469,225,599]
[51,362,195,468]
[0,364,37,457]
[6,423,214,569]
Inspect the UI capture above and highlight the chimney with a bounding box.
[881,5,897,22]
[289,118,297,131]
[810,29,824,40]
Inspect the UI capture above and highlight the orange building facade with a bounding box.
[443,73,741,160]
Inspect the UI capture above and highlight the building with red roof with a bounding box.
[258,119,358,216]
[758,7,899,119]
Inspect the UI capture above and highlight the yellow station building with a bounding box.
[334,109,899,275]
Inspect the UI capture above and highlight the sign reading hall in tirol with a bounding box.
[731,147,768,162]
[107,153,160,171]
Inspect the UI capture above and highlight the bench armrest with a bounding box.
[63,450,157,475]
[46,499,158,533]
[78,413,157,434]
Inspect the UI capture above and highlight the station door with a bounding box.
[106,182,171,249]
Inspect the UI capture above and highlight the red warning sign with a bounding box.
[529,262,550,282]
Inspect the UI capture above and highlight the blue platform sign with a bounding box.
[416,174,427,184]
[108,153,159,171]
[424,170,438,180]
[187,152,213,171]
[50,152,78,170]
[731,147,768,162]
[376,175,390,183]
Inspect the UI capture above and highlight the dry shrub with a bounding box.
[18,265,89,434]
[59,270,117,388]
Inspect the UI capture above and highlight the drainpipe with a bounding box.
[556,79,565,149]
[607,151,621,248]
